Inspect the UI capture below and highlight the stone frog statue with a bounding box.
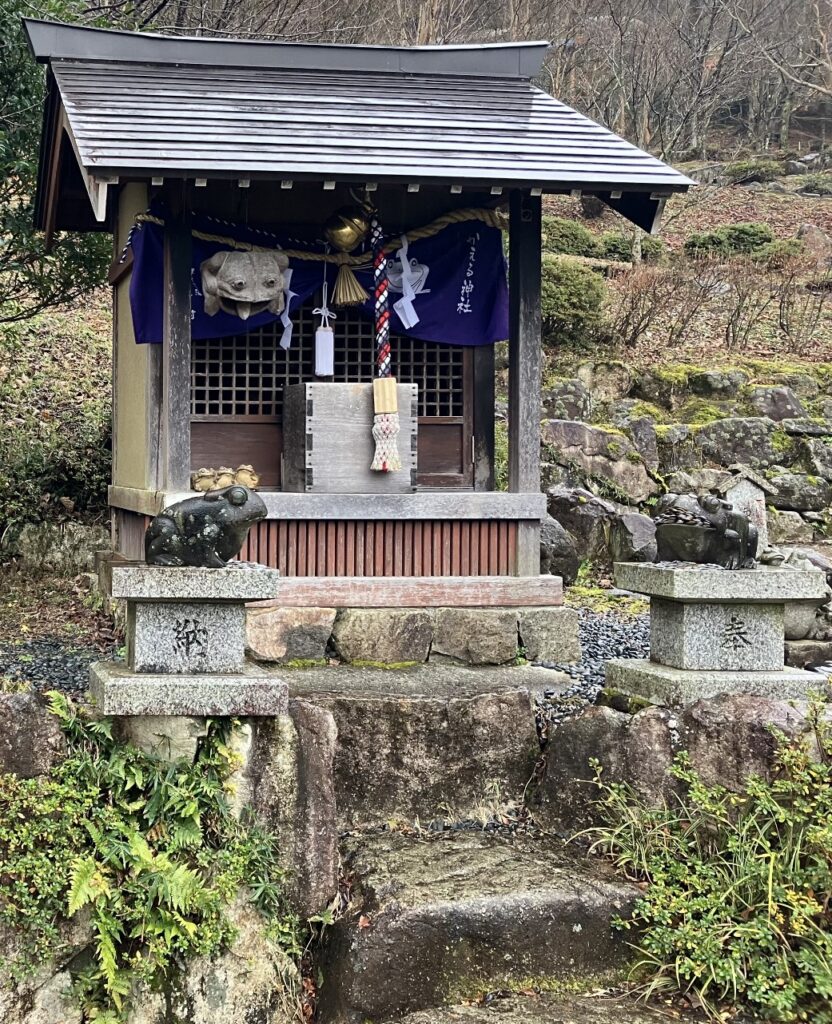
[653,492,758,569]
[145,485,267,568]
[200,249,289,321]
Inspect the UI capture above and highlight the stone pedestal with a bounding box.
[607,563,827,706]
[91,563,289,715]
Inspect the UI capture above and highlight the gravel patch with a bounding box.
[0,639,116,696]
[535,608,650,741]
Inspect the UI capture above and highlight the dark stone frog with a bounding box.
[145,485,267,568]
[653,492,758,569]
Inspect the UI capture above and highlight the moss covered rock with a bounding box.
[767,471,832,512]
[694,417,800,470]
[541,420,659,504]
[541,377,592,421]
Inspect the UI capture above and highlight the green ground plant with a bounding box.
[599,231,666,264]
[0,694,302,1022]
[756,239,805,268]
[584,703,832,1022]
[801,173,832,196]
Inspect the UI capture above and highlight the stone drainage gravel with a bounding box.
[535,609,650,742]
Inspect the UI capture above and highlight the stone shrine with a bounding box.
[90,563,288,715]
[606,562,828,705]
[716,466,778,557]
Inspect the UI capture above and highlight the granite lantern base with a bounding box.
[90,563,288,716]
[606,563,829,706]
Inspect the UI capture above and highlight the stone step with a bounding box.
[395,991,674,1024]
[286,664,569,828]
[318,831,638,1023]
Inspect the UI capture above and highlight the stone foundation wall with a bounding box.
[246,604,581,667]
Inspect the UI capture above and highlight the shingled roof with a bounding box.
[25,18,693,233]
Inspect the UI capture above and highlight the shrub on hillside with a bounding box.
[756,238,805,268]
[684,221,774,257]
[600,231,666,263]
[540,255,606,344]
[724,157,782,183]
[542,216,601,258]
[0,307,111,534]
[801,173,832,196]
[599,231,632,262]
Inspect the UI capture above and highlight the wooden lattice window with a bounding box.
[191,302,466,421]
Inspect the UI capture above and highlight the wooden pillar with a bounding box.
[508,189,542,575]
[160,183,192,490]
[472,345,495,491]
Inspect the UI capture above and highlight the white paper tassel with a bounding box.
[315,325,334,376]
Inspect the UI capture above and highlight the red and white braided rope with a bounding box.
[371,214,391,378]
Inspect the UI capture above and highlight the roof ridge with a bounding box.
[24,18,549,79]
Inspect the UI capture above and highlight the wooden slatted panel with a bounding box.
[238,519,518,576]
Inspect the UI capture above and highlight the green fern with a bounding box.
[67,856,108,915]
[0,698,302,1022]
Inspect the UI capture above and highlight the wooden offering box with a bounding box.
[282,382,418,493]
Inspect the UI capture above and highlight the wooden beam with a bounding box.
[247,575,563,609]
[160,184,192,490]
[108,485,546,522]
[472,345,495,491]
[508,189,542,495]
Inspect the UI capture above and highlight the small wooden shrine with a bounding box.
[26,19,691,580]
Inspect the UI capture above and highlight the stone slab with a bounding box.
[606,657,826,707]
[110,562,281,601]
[720,476,769,555]
[129,601,245,673]
[89,660,288,716]
[517,606,581,663]
[615,562,827,603]
[397,993,680,1024]
[282,663,565,827]
[331,608,434,664]
[650,598,783,671]
[246,605,336,663]
[284,662,566,700]
[431,608,519,665]
[319,832,638,1022]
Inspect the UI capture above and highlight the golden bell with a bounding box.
[323,204,371,253]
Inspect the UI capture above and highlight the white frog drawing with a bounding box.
[387,257,430,295]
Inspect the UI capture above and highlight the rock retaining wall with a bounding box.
[1,522,110,573]
[536,693,832,833]
[538,360,832,567]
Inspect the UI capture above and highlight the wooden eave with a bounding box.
[26,19,693,236]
